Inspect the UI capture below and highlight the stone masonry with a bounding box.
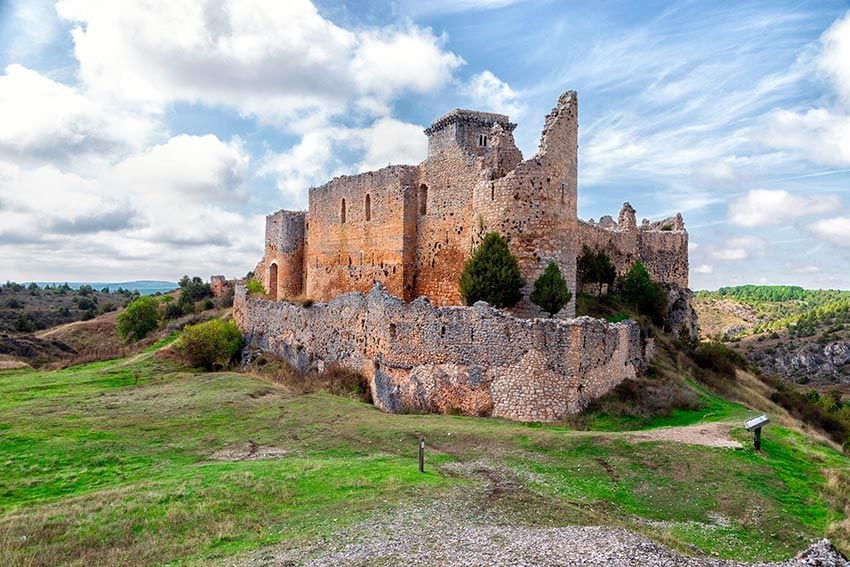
[235,283,645,421]
[240,90,692,420]
[254,90,688,318]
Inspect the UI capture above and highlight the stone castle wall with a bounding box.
[235,283,645,422]
[578,205,689,289]
[303,165,417,302]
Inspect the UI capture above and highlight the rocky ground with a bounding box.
[233,463,848,567]
[236,500,847,567]
[743,336,850,386]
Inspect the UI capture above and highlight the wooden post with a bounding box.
[754,427,762,451]
[418,438,425,473]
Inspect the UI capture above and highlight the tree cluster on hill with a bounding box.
[577,246,616,293]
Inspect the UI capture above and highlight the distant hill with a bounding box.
[694,285,850,387]
[28,280,178,295]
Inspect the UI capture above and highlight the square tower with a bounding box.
[424,109,517,158]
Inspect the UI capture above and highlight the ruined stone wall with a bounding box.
[304,165,417,302]
[578,205,689,288]
[235,283,644,422]
[474,91,579,318]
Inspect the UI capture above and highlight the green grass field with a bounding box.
[1,353,848,565]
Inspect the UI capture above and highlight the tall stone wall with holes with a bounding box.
[473,91,579,318]
[303,165,417,302]
[578,203,689,288]
[235,283,645,422]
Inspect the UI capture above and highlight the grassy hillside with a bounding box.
[1,345,849,565]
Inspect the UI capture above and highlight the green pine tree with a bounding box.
[459,232,524,308]
[531,261,572,317]
[621,260,667,324]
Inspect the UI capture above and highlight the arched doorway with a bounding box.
[269,263,278,301]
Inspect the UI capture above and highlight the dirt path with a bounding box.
[626,421,742,449]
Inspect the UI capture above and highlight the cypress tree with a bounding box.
[531,261,572,317]
[459,232,524,308]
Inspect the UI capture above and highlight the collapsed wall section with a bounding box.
[578,204,689,289]
[235,282,645,422]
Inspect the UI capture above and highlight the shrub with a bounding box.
[246,279,265,295]
[75,297,97,311]
[459,232,524,308]
[98,302,117,315]
[577,246,616,291]
[117,296,161,342]
[178,275,212,301]
[3,297,22,309]
[81,309,96,321]
[177,319,244,370]
[177,292,196,315]
[77,284,94,296]
[692,341,746,376]
[531,261,572,317]
[164,302,183,320]
[620,260,668,325]
[203,298,215,310]
[14,313,35,333]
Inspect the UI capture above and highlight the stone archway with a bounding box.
[269,263,279,301]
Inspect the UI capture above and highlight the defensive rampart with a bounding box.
[235,283,646,422]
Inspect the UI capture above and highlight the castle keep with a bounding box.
[237,90,691,421]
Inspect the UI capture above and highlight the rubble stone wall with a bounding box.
[578,210,689,289]
[235,283,645,422]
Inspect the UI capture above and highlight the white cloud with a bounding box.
[0,134,262,279]
[0,64,155,165]
[693,264,714,274]
[467,70,524,117]
[756,11,850,166]
[809,216,850,248]
[260,119,428,207]
[711,248,749,261]
[56,0,463,127]
[727,188,841,227]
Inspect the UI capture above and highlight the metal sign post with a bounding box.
[744,415,770,451]
[419,438,425,473]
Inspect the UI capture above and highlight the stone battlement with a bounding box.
[235,282,645,421]
[424,109,516,136]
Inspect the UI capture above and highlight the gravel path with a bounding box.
[234,482,847,567]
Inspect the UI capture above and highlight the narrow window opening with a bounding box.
[478,134,488,147]
[340,198,346,223]
[389,323,397,340]
[418,184,428,215]
[365,194,371,222]
[440,325,446,338]
[490,183,494,201]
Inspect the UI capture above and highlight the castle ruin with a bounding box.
[236,90,691,421]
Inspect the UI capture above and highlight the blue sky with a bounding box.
[1,0,849,289]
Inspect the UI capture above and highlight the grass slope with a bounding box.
[0,353,848,565]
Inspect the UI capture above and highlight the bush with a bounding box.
[75,297,97,311]
[81,309,96,321]
[692,341,746,376]
[459,232,524,308]
[117,296,161,342]
[178,275,212,302]
[98,302,117,315]
[177,319,244,370]
[203,298,215,310]
[620,261,667,325]
[164,302,183,320]
[531,261,572,317]
[577,246,616,291]
[14,313,35,333]
[246,279,265,295]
